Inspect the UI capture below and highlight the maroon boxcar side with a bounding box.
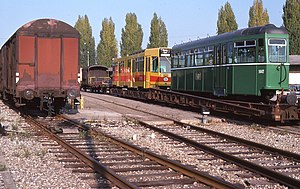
[0,18,80,112]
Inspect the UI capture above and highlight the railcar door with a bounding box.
[37,38,61,90]
[145,56,151,88]
[214,44,226,96]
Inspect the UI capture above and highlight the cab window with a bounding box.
[152,56,158,72]
[268,39,286,63]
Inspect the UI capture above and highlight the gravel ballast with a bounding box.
[0,101,91,189]
[1,91,300,188]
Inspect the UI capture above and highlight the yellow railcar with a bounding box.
[112,47,171,89]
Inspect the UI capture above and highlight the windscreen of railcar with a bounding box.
[159,57,171,73]
[268,39,287,63]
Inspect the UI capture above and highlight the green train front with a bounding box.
[171,24,297,104]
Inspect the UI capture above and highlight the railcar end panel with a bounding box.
[18,36,35,92]
[37,38,61,89]
[62,38,79,87]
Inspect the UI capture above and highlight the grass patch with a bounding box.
[35,149,48,158]
[79,130,88,138]
[23,148,31,158]
[11,123,19,131]
[250,123,262,131]
[0,164,7,171]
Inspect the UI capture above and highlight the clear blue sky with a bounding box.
[0,0,286,51]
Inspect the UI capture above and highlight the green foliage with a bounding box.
[97,17,118,67]
[148,13,168,48]
[217,2,238,34]
[74,15,96,67]
[248,0,269,27]
[79,130,88,138]
[120,13,143,56]
[283,0,300,55]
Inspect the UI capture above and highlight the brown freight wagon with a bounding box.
[80,65,111,92]
[0,18,80,113]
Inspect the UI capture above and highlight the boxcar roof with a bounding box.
[172,24,288,52]
[16,18,80,38]
[88,65,108,70]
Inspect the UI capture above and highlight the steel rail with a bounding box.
[149,88,266,116]
[79,93,300,187]
[24,115,139,189]
[83,93,300,162]
[63,115,242,189]
[132,118,300,188]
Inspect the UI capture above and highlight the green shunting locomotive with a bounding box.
[171,24,298,105]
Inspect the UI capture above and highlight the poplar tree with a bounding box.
[248,0,269,27]
[148,13,168,48]
[217,2,238,34]
[120,13,143,56]
[75,15,96,67]
[283,0,300,55]
[97,17,118,67]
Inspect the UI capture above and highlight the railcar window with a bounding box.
[160,57,171,73]
[195,50,204,66]
[268,39,286,63]
[185,51,194,67]
[113,63,119,74]
[127,60,131,73]
[120,61,124,72]
[222,45,227,64]
[191,53,195,66]
[235,41,244,47]
[246,41,255,46]
[185,53,191,67]
[236,47,256,63]
[258,39,265,62]
[178,54,185,67]
[204,46,214,65]
[227,43,233,63]
[152,56,158,72]
[234,40,256,63]
[132,59,137,72]
[171,54,179,68]
[138,57,144,72]
[216,46,221,65]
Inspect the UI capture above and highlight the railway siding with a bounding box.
[25,113,239,188]
[74,92,300,188]
[0,101,91,189]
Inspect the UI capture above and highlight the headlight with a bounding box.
[24,89,34,100]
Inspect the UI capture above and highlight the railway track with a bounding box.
[22,112,239,188]
[267,125,300,136]
[109,87,300,123]
[82,93,300,188]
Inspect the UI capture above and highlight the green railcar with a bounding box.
[171,24,290,101]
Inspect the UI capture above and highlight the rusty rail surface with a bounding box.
[21,112,241,189]
[109,87,300,122]
[24,115,139,189]
[133,118,300,188]
[83,93,300,188]
[63,115,241,189]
